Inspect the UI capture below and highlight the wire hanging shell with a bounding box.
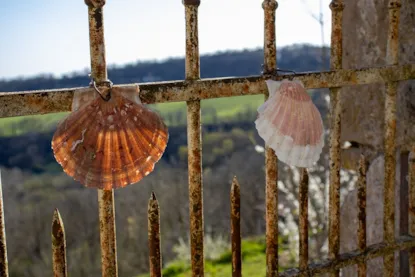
[51,85,169,190]
[255,79,324,168]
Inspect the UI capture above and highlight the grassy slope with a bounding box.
[0,95,264,137]
[136,237,295,277]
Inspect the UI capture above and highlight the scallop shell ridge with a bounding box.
[51,86,169,190]
[255,79,324,168]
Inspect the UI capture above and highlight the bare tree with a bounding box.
[297,0,328,69]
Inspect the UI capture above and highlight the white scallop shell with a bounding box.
[255,79,324,168]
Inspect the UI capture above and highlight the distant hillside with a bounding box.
[0,44,329,91]
[0,44,329,137]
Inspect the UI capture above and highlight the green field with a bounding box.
[136,237,295,277]
[0,95,264,137]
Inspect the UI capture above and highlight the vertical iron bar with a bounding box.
[85,0,108,82]
[98,190,118,277]
[0,171,8,277]
[262,0,278,74]
[357,155,367,277]
[52,209,67,277]
[148,192,161,277]
[384,1,401,276]
[231,177,241,277]
[84,1,118,276]
[84,1,119,276]
[386,0,401,66]
[262,1,279,276]
[409,147,415,277]
[183,1,203,276]
[400,152,410,276]
[383,81,397,276]
[328,1,343,276]
[299,169,309,276]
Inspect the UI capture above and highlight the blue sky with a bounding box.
[0,0,332,80]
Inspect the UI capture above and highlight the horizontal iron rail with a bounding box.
[0,64,414,118]
[280,235,415,277]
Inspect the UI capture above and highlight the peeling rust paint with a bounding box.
[280,236,415,277]
[98,190,118,277]
[383,82,397,276]
[386,0,401,66]
[182,0,200,5]
[328,86,341,277]
[84,0,106,8]
[329,0,344,70]
[187,100,204,277]
[299,169,308,276]
[0,172,8,277]
[399,152,410,277]
[357,155,368,277]
[148,193,161,277]
[183,2,204,276]
[409,148,415,277]
[383,1,400,275]
[52,209,67,277]
[328,2,343,277]
[262,0,278,75]
[262,1,279,276]
[1,65,415,118]
[87,3,107,83]
[184,5,200,80]
[84,0,119,275]
[230,177,241,277]
[265,147,278,277]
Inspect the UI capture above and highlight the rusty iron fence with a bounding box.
[0,0,415,276]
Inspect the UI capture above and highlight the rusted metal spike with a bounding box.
[328,1,344,277]
[230,176,241,277]
[52,209,67,277]
[262,1,279,276]
[0,171,8,277]
[183,0,204,276]
[299,169,309,276]
[148,193,161,277]
[357,155,368,277]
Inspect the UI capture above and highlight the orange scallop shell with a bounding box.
[255,79,324,168]
[51,85,168,190]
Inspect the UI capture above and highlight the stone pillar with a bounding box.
[339,0,414,276]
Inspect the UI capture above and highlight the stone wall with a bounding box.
[338,0,414,276]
